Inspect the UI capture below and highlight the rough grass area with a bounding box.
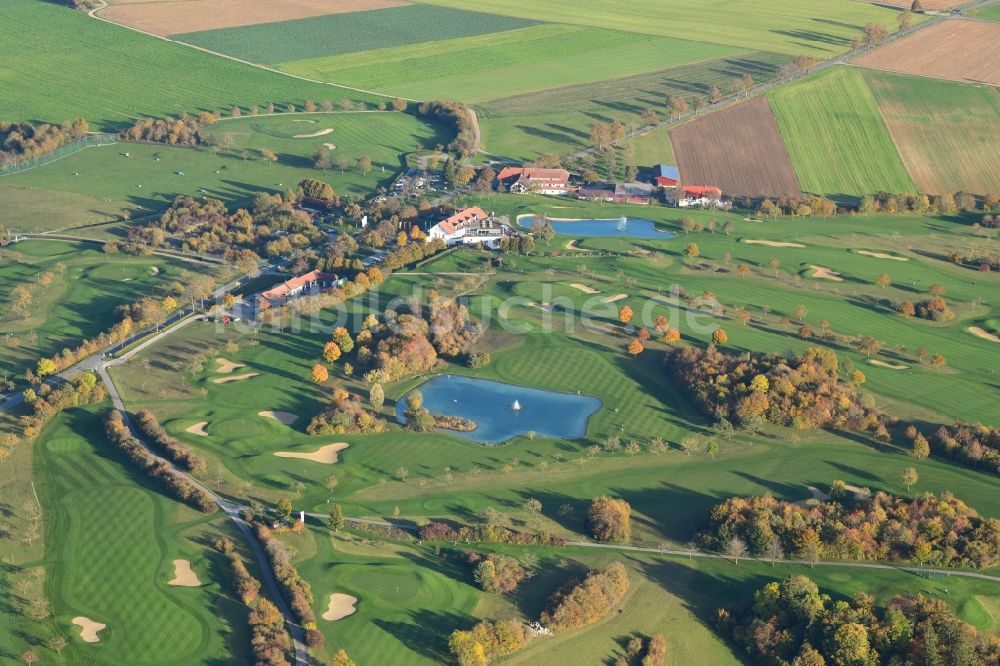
[174,5,536,65]
[412,0,908,55]
[279,24,742,102]
[671,96,801,198]
[0,185,126,234]
[0,0,381,130]
[768,66,916,198]
[865,70,1000,196]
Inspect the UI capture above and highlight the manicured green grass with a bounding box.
[0,240,218,389]
[863,70,1000,195]
[0,185,126,233]
[974,4,1000,21]
[769,66,916,198]
[174,5,537,65]
[3,112,447,214]
[0,0,381,130]
[412,0,909,55]
[279,24,744,103]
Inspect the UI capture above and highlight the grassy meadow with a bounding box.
[769,66,916,198]
[0,185,126,234]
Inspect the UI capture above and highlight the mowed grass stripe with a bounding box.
[0,0,382,130]
[174,5,537,65]
[768,66,916,197]
[410,0,908,55]
[863,70,1000,195]
[279,24,743,102]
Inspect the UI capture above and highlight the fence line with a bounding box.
[0,134,117,176]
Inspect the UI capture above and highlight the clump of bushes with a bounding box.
[134,409,206,472]
[540,561,629,631]
[449,619,532,666]
[465,552,528,594]
[419,520,564,547]
[588,496,631,543]
[17,373,105,440]
[906,422,1000,475]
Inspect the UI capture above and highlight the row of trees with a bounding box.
[14,372,104,442]
[414,101,477,158]
[419,514,565,547]
[120,113,214,147]
[716,575,1000,665]
[699,489,1000,569]
[254,524,323,646]
[103,410,216,513]
[0,119,89,166]
[213,537,291,666]
[907,422,1000,476]
[133,409,206,472]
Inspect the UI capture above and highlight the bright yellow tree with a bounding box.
[311,364,329,383]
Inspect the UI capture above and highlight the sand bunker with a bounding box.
[569,283,600,294]
[322,593,358,621]
[743,239,805,248]
[215,358,246,374]
[810,266,843,282]
[212,373,258,384]
[858,250,908,261]
[169,559,201,587]
[274,443,349,464]
[258,410,298,425]
[323,143,337,150]
[292,119,317,123]
[73,617,106,643]
[968,327,1000,343]
[293,128,333,138]
[602,294,628,303]
[869,359,908,370]
[185,421,209,437]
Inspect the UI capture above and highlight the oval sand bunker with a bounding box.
[258,410,298,425]
[322,593,358,621]
[73,616,106,643]
[169,559,202,587]
[274,443,349,464]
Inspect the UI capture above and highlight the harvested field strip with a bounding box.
[174,5,537,65]
[671,96,800,198]
[854,20,1000,87]
[768,67,915,197]
[863,70,1000,195]
[279,25,742,102]
[99,0,410,36]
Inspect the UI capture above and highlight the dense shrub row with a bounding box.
[908,422,1000,475]
[133,409,206,472]
[119,113,215,146]
[0,119,89,165]
[103,410,216,513]
[540,561,629,631]
[449,619,532,666]
[465,552,528,594]
[254,524,323,646]
[699,490,1000,569]
[419,521,565,547]
[17,373,105,440]
[716,575,1000,665]
[414,101,477,158]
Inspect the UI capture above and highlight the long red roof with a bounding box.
[262,269,337,299]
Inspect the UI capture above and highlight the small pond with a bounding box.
[518,215,676,239]
[396,374,602,444]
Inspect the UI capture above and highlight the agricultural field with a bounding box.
[0,0,382,130]
[854,19,1000,87]
[670,96,801,198]
[768,66,916,198]
[3,112,449,217]
[864,70,1000,195]
[98,0,409,36]
[173,5,537,65]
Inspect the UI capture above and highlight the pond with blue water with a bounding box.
[518,215,675,239]
[396,374,602,444]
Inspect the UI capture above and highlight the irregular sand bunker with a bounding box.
[215,358,246,373]
[274,443,349,464]
[857,250,908,261]
[797,483,867,504]
[869,359,908,370]
[322,593,358,621]
[602,294,628,303]
[968,326,1000,343]
[743,239,806,248]
[323,143,337,150]
[293,128,333,138]
[258,410,298,425]
[810,265,843,281]
[168,559,201,587]
[212,373,258,384]
[529,302,554,312]
[185,421,209,437]
[569,283,600,294]
[73,617,106,643]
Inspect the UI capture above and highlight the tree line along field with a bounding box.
[172,5,537,66]
[0,0,383,131]
[3,112,449,222]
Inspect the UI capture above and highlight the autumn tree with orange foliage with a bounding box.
[628,339,644,357]
[712,328,728,345]
[618,305,634,324]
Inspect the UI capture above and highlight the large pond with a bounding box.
[396,374,602,444]
[518,215,676,239]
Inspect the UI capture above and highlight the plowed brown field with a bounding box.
[854,20,1000,86]
[670,96,800,198]
[99,0,409,36]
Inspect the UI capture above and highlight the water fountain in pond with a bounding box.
[512,399,521,412]
[617,216,628,231]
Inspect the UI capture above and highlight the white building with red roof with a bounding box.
[678,185,724,208]
[255,269,339,310]
[427,207,521,248]
[496,167,571,195]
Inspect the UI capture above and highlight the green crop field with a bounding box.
[769,66,916,198]
[411,0,908,55]
[278,25,744,103]
[0,0,382,130]
[864,70,1000,195]
[3,112,448,216]
[174,5,537,65]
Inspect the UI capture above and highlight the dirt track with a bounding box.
[670,96,800,198]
